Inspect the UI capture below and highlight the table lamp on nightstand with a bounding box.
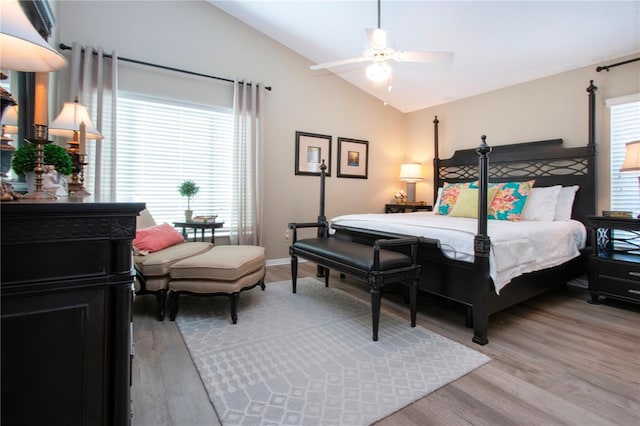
[620,140,640,218]
[399,163,423,203]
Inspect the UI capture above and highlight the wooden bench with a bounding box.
[288,221,422,341]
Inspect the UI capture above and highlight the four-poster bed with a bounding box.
[294,81,598,345]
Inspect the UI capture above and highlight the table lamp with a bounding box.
[399,163,423,203]
[1,0,67,199]
[49,99,103,195]
[1,105,18,177]
[620,140,640,217]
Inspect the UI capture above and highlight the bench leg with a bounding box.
[168,291,179,321]
[229,292,239,324]
[324,267,330,287]
[291,254,298,293]
[409,280,417,327]
[371,287,382,341]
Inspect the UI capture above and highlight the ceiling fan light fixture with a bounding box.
[366,61,391,83]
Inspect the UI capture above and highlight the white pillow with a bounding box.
[433,187,443,213]
[521,185,562,221]
[554,185,580,221]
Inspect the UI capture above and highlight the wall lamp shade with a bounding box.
[0,0,67,71]
[399,163,424,182]
[366,61,391,83]
[620,141,640,172]
[49,101,103,139]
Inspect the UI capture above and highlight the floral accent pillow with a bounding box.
[484,180,535,221]
[436,181,474,215]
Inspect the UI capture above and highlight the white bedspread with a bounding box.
[329,212,586,294]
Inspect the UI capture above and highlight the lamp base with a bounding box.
[406,182,417,203]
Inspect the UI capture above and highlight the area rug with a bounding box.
[175,278,490,426]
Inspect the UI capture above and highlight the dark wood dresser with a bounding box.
[587,215,640,305]
[1,198,145,426]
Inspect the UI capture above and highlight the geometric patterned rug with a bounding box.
[175,278,490,426]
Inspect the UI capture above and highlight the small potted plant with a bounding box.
[178,179,199,221]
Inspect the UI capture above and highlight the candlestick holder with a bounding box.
[67,152,90,196]
[22,124,57,200]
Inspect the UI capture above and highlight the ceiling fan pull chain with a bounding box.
[377,0,381,29]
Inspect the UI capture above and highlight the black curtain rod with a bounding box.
[596,57,640,72]
[59,43,272,91]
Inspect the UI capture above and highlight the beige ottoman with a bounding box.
[168,245,266,323]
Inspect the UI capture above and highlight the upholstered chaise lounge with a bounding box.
[134,209,212,320]
[134,209,266,323]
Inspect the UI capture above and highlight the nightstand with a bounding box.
[385,203,432,213]
[587,215,640,305]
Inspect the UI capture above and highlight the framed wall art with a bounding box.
[295,131,332,176]
[337,137,368,179]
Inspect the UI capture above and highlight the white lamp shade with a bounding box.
[366,61,391,83]
[0,0,67,72]
[1,105,19,134]
[620,141,640,172]
[399,163,424,182]
[49,101,103,139]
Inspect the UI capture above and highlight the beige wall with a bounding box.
[54,1,640,261]
[406,55,640,210]
[55,1,408,260]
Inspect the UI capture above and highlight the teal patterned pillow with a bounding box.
[436,181,473,215]
[485,180,535,221]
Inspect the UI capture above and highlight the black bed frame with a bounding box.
[329,81,598,345]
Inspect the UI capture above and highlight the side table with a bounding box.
[173,221,224,244]
[385,203,433,213]
[587,215,640,305]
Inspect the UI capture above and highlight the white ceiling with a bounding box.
[210,0,640,113]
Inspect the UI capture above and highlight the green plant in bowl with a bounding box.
[11,143,73,176]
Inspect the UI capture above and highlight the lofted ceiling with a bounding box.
[210,0,640,113]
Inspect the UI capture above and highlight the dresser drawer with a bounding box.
[596,276,640,302]
[596,258,640,282]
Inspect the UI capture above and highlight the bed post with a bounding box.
[317,160,327,277]
[318,159,327,237]
[587,80,597,149]
[472,135,492,346]
[433,116,440,205]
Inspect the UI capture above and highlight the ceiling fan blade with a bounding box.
[310,56,372,70]
[365,28,387,50]
[393,51,455,63]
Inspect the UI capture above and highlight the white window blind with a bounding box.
[116,94,234,226]
[610,98,640,212]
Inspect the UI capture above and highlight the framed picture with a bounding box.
[337,137,368,179]
[295,131,332,176]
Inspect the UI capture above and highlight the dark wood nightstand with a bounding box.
[587,215,640,305]
[385,203,433,213]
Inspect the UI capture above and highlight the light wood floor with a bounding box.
[132,262,640,426]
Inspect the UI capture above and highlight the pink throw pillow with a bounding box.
[133,223,185,253]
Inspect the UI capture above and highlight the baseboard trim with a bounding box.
[266,257,307,267]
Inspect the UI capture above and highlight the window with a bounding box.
[609,95,640,212]
[116,94,234,226]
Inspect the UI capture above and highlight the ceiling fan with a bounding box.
[310,0,454,83]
